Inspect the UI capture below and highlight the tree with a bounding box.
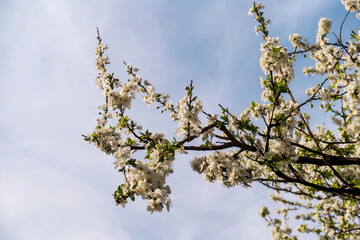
[84,1,360,239]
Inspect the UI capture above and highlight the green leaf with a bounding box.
[245,135,254,144]
[220,115,229,122]
[272,47,283,53]
[132,180,138,189]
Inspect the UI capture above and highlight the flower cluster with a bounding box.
[342,0,360,18]
[316,18,332,43]
[172,82,203,138]
[190,151,251,188]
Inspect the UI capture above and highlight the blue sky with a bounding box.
[0,0,354,239]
